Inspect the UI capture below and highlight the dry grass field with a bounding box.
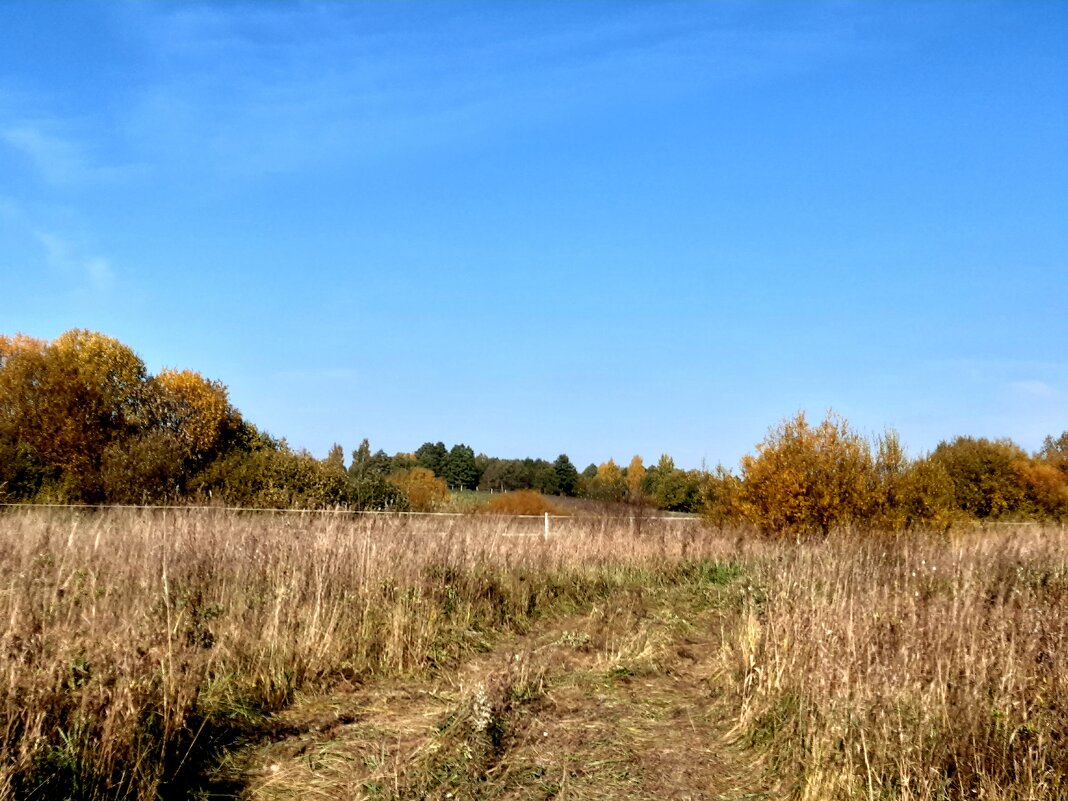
[0,508,1064,800]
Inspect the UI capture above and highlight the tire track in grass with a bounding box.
[197,580,772,800]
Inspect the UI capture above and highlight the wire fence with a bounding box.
[0,500,703,526]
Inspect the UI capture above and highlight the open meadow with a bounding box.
[0,508,1064,800]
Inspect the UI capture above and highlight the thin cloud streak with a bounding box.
[114,2,885,177]
[1,125,88,185]
[29,226,117,294]
[1,119,137,187]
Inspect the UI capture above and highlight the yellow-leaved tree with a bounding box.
[0,330,148,499]
[388,467,449,512]
[586,459,626,504]
[152,368,233,462]
[740,411,874,538]
[0,335,52,498]
[626,455,646,506]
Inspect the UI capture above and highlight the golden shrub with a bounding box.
[740,411,874,538]
[388,467,449,512]
[480,489,564,516]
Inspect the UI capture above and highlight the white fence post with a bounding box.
[544,512,549,540]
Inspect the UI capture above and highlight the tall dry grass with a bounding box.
[720,525,1068,800]
[0,508,720,799]
[4,508,1065,800]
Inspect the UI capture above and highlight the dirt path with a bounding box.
[196,586,772,800]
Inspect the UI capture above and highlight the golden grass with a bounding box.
[717,525,1068,799]
[0,508,721,799]
[0,509,1064,800]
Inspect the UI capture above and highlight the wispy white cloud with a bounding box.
[112,2,889,177]
[84,256,116,292]
[0,116,136,187]
[27,224,117,293]
[0,196,114,292]
[1,2,911,183]
[1,124,88,185]
[1010,379,1057,399]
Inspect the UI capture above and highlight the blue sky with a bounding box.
[1,1,1065,470]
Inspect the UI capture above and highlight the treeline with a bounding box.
[0,330,335,508]
[1,330,1066,531]
[388,442,704,510]
[707,412,1068,537]
[0,330,706,512]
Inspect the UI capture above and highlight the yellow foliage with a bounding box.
[0,334,47,423]
[388,467,449,512]
[701,466,746,525]
[153,368,231,459]
[586,459,626,503]
[52,329,148,419]
[1015,459,1068,518]
[0,333,47,363]
[626,455,646,504]
[0,329,147,480]
[740,411,874,538]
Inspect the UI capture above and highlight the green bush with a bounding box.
[348,439,409,510]
[100,431,186,505]
[190,447,352,509]
[929,437,1028,519]
[0,432,54,502]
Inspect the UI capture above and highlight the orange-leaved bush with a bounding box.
[739,411,874,538]
[388,467,449,512]
[480,490,565,516]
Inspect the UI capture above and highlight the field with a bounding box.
[0,509,1064,800]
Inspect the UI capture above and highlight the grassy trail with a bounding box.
[3,511,1062,799]
[200,579,770,800]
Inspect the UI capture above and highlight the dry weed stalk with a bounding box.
[4,507,1062,800]
[0,508,722,799]
[719,525,1068,800]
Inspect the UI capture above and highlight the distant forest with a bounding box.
[2,330,1066,536]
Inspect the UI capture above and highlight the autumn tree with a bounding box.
[1029,433,1068,518]
[626,455,647,506]
[0,330,149,500]
[101,366,242,504]
[586,459,626,505]
[100,430,186,504]
[150,368,234,462]
[701,465,745,525]
[190,444,351,509]
[388,467,449,512]
[929,437,1028,519]
[577,463,598,496]
[1040,432,1068,473]
[740,411,874,538]
[0,335,53,498]
[647,454,703,512]
[324,443,346,473]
